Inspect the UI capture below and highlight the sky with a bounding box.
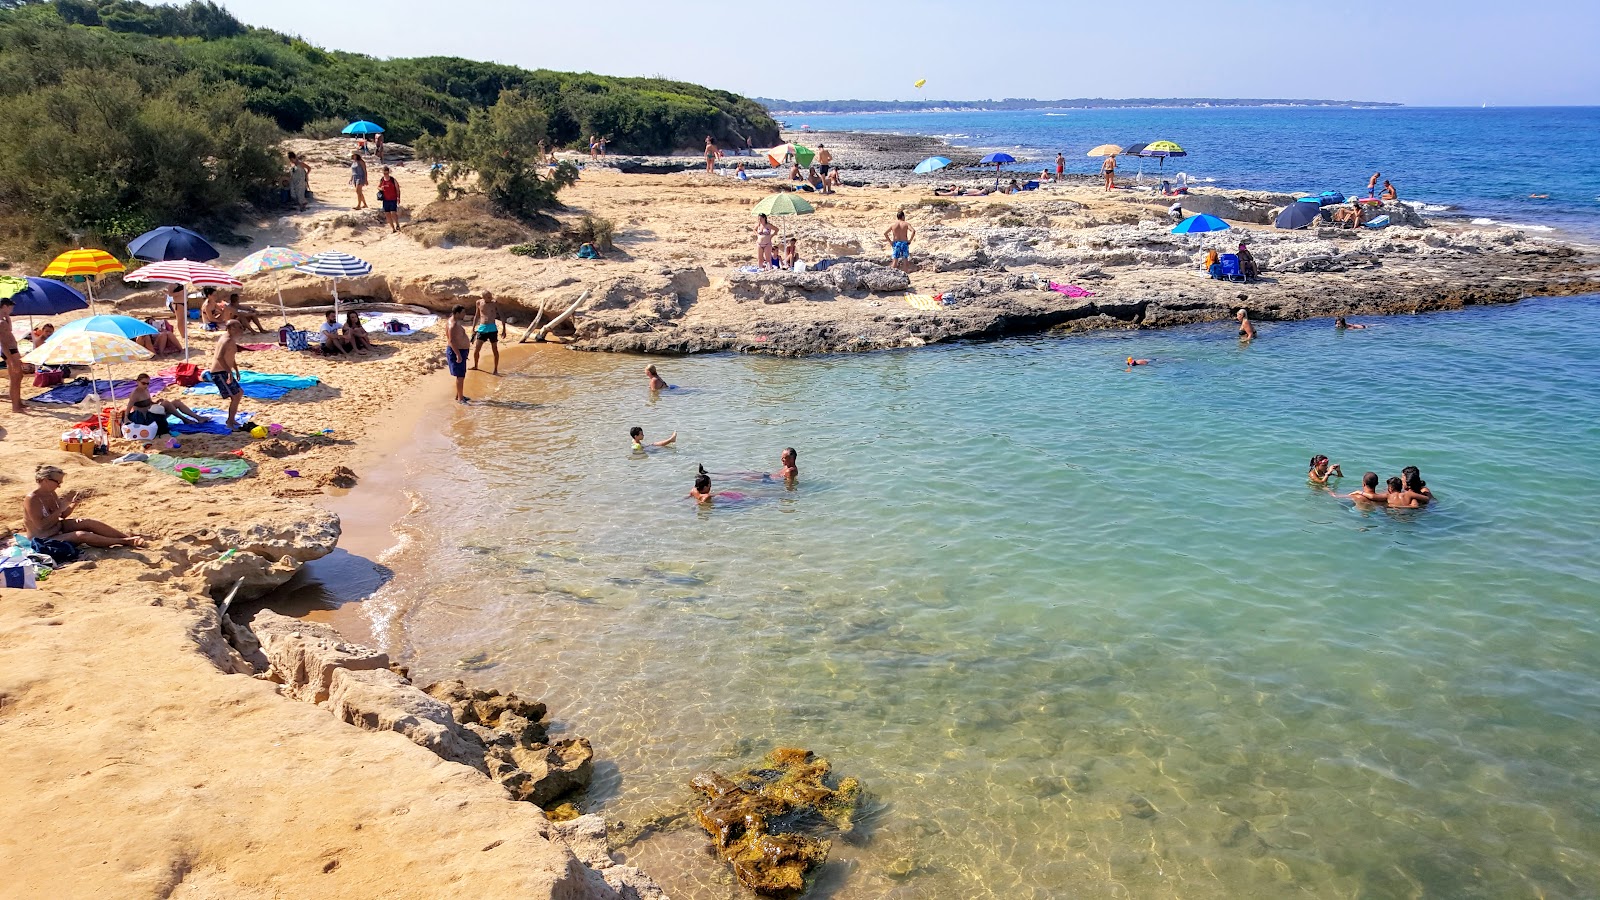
[214,0,1600,106]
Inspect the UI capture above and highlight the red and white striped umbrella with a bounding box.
[124,260,242,288]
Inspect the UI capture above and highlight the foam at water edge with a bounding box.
[1470,217,1555,231]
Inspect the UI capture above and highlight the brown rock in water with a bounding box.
[488,738,595,808]
[690,747,863,897]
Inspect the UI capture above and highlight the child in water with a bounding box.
[689,465,744,504]
[630,426,676,451]
[1307,455,1343,486]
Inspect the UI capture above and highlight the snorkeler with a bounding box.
[646,364,670,391]
[1308,455,1343,485]
[1348,471,1388,503]
[630,426,677,451]
[1335,317,1366,330]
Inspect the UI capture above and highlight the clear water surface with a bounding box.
[361,297,1600,899]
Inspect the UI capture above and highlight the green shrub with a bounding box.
[998,215,1025,228]
[418,89,577,221]
[916,198,957,210]
[574,214,614,251]
[301,116,350,139]
[509,238,570,259]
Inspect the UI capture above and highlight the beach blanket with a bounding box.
[240,342,278,351]
[186,370,319,400]
[1048,282,1096,299]
[905,294,950,310]
[144,453,252,481]
[360,312,439,335]
[168,407,254,435]
[31,376,173,404]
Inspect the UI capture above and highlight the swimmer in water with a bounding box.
[689,464,746,504]
[1348,471,1389,504]
[1236,308,1256,341]
[1307,455,1343,486]
[1401,465,1432,504]
[774,447,798,482]
[1385,476,1421,508]
[1334,317,1365,330]
[645,364,670,391]
[629,426,677,451]
[1125,357,1152,367]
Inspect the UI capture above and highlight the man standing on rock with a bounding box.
[1367,171,1381,198]
[447,304,471,405]
[816,144,833,180]
[884,211,916,275]
[1056,152,1065,182]
[472,291,502,375]
[1,298,24,414]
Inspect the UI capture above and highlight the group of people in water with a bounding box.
[1309,456,1435,509]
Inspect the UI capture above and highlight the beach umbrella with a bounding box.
[23,330,151,409]
[42,248,124,311]
[1170,213,1231,235]
[752,194,815,217]
[1139,140,1188,179]
[765,143,794,167]
[6,277,89,317]
[1121,143,1150,181]
[124,260,241,360]
[230,246,314,325]
[1317,190,1347,207]
[1275,200,1323,230]
[914,156,952,174]
[978,152,1016,187]
[55,314,158,340]
[295,251,373,315]
[1086,144,1123,157]
[128,226,219,263]
[343,120,384,135]
[791,144,816,168]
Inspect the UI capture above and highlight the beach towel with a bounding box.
[240,343,278,351]
[31,376,172,404]
[144,453,253,481]
[168,408,254,436]
[1048,282,1096,299]
[905,294,949,310]
[359,312,439,335]
[186,370,319,400]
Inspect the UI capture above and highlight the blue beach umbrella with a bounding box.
[978,152,1016,165]
[55,313,159,340]
[342,120,385,135]
[1171,213,1231,235]
[8,277,88,316]
[128,226,219,263]
[1318,190,1347,206]
[1275,200,1323,230]
[914,156,952,174]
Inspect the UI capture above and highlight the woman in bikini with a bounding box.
[1307,455,1343,486]
[755,213,778,270]
[126,373,205,431]
[24,465,147,549]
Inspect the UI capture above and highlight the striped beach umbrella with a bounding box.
[124,260,242,289]
[295,251,373,314]
[231,247,314,324]
[24,330,152,408]
[42,248,125,312]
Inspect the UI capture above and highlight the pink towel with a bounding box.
[1049,281,1096,299]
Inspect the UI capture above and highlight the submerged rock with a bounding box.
[690,747,863,897]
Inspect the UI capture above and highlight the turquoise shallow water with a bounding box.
[364,298,1600,898]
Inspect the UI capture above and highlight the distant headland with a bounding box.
[759,98,1404,114]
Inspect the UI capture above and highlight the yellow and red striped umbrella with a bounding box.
[42,248,125,280]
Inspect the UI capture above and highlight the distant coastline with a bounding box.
[760,97,1403,115]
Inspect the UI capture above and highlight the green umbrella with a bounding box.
[791,144,816,168]
[753,194,816,216]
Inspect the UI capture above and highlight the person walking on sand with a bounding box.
[1,298,24,414]
[705,136,717,174]
[885,211,916,274]
[26,465,147,550]
[472,291,503,375]
[1367,171,1381,198]
[446,304,471,404]
[377,166,401,233]
[755,213,778,270]
[1236,308,1256,341]
[287,151,312,210]
[350,152,369,209]
[1102,152,1117,190]
[1056,152,1066,182]
[374,131,385,162]
[209,320,245,431]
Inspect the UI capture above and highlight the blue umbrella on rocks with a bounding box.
[914,156,952,175]
[1171,213,1231,235]
[1276,199,1323,230]
[978,152,1016,187]
[128,226,219,263]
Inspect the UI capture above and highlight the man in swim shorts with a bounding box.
[816,144,832,178]
[472,291,502,375]
[209,320,245,431]
[447,304,470,404]
[1056,152,1065,182]
[0,298,23,414]
[884,211,916,274]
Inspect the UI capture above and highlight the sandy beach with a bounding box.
[4,129,1600,899]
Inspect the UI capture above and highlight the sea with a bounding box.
[319,293,1600,899]
[792,106,1600,241]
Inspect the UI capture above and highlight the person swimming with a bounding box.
[1348,471,1388,503]
[689,464,747,504]
[630,426,677,451]
[645,364,670,391]
[1386,476,1421,508]
[1236,308,1256,341]
[1334,317,1366,330]
[775,447,797,482]
[1307,455,1343,485]
[1125,357,1152,367]
[1401,465,1432,504]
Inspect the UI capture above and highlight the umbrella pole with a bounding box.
[272,269,289,325]
[332,279,341,317]
[181,280,191,362]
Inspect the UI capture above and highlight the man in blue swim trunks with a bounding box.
[446,304,471,404]
[884,210,916,274]
[208,320,245,431]
[471,291,502,375]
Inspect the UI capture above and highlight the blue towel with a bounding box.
[186,370,319,400]
[168,408,254,435]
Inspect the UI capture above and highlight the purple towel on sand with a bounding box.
[30,376,174,405]
[1048,281,1096,299]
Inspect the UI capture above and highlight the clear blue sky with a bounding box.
[216,0,1600,106]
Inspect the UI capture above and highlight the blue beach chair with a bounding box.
[1210,254,1245,282]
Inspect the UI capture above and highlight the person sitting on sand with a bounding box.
[1345,198,1366,230]
[789,163,803,181]
[1236,243,1259,279]
[1386,476,1422,508]
[1308,455,1344,486]
[344,312,376,352]
[1348,471,1389,504]
[826,168,842,188]
[807,166,827,193]
[1335,316,1366,330]
[126,373,203,432]
[1202,248,1219,272]
[224,294,266,333]
[646,364,670,392]
[1380,180,1397,202]
[30,323,53,349]
[1236,308,1256,341]
[1402,466,1432,503]
[320,310,356,355]
[25,464,148,551]
[1168,199,1185,222]
[736,162,748,181]
[199,288,227,330]
[630,426,677,451]
[135,319,183,356]
[782,237,798,271]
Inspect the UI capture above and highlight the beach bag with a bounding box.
[173,362,203,387]
[1,558,37,589]
[286,329,311,352]
[32,538,79,565]
[32,369,64,388]
[121,420,159,441]
[384,319,406,334]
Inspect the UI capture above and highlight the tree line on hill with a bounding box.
[0,0,778,254]
[758,98,1402,114]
